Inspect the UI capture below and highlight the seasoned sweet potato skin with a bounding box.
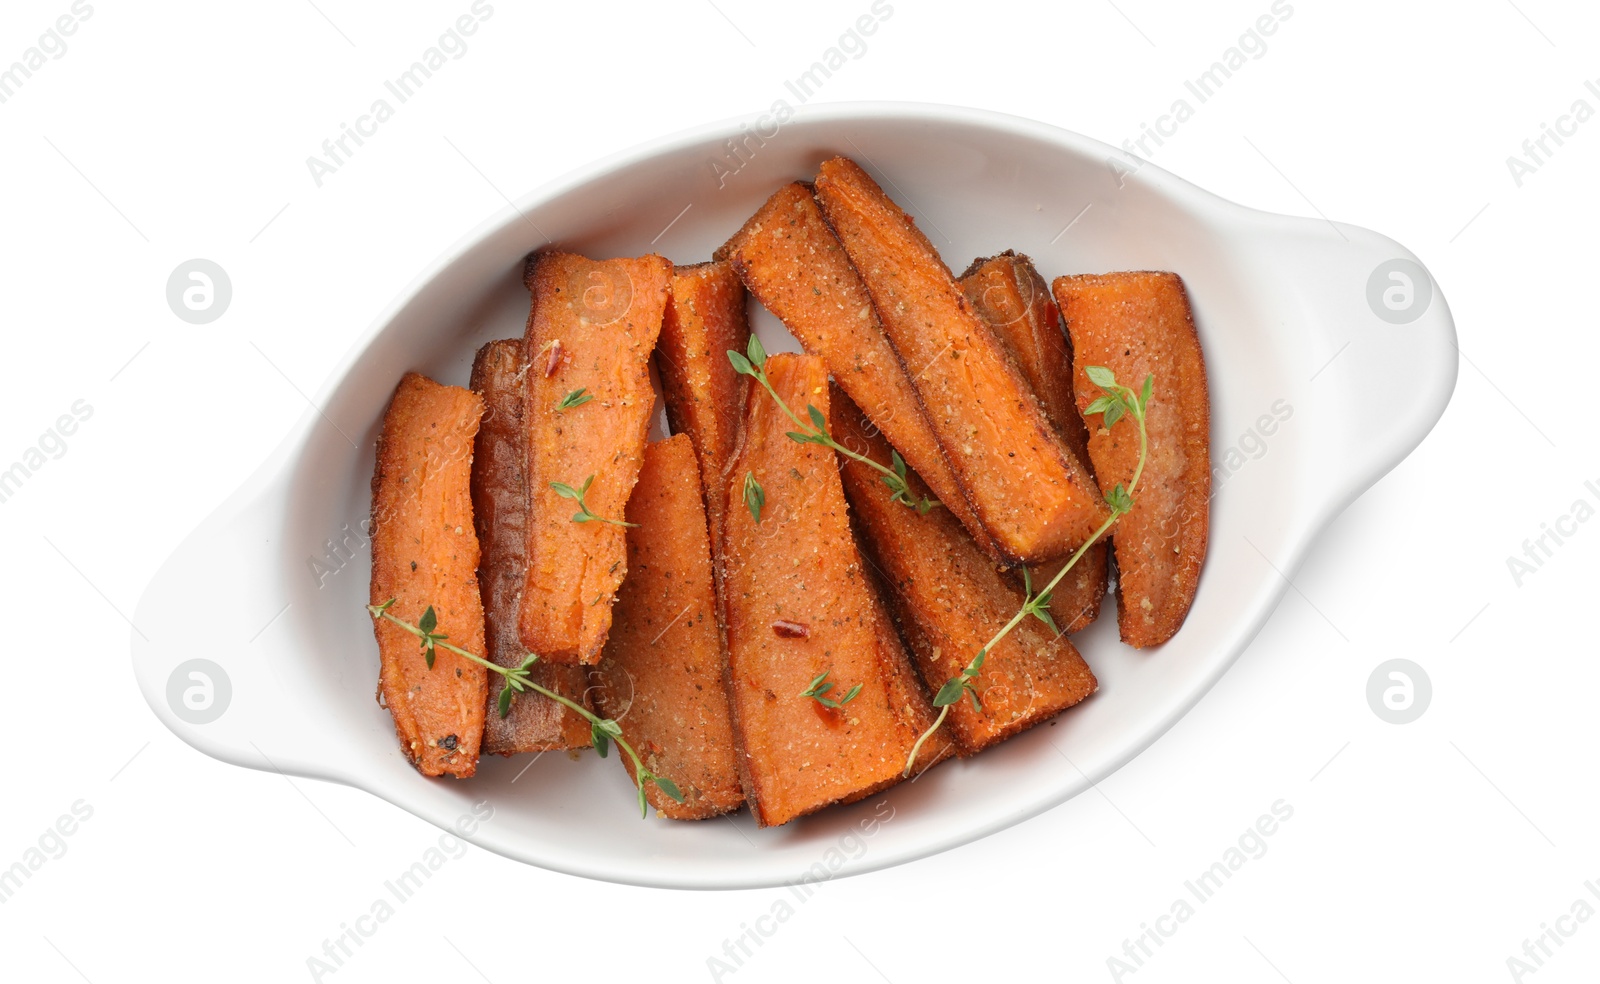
[716,181,996,560]
[1053,271,1211,648]
[369,372,489,778]
[719,354,946,827]
[960,252,1109,633]
[591,435,744,819]
[518,251,672,663]
[813,157,1110,564]
[656,261,750,551]
[469,340,593,754]
[833,386,1097,754]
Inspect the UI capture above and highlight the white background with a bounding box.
[2,0,1597,981]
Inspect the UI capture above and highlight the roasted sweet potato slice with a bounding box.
[469,340,593,754]
[813,157,1109,564]
[720,353,948,827]
[960,252,1109,633]
[518,251,672,664]
[369,372,489,778]
[715,182,997,559]
[590,435,743,819]
[833,386,1097,753]
[656,261,751,551]
[1052,271,1211,648]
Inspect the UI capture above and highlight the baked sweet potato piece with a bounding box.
[833,386,1097,753]
[715,182,996,559]
[656,261,750,550]
[591,435,743,819]
[813,157,1109,564]
[518,251,672,664]
[720,353,948,826]
[369,372,489,778]
[1052,271,1211,648]
[469,340,593,754]
[960,252,1109,633]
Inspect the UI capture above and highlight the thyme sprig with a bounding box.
[799,670,863,709]
[903,367,1155,775]
[367,600,683,816]
[728,336,937,514]
[551,474,636,527]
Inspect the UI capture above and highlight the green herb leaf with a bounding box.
[419,606,437,634]
[497,681,514,718]
[551,482,581,500]
[743,472,765,523]
[1022,564,1033,596]
[654,776,686,803]
[839,683,864,706]
[1084,395,1115,416]
[967,685,983,711]
[1103,401,1125,428]
[556,388,595,412]
[806,404,828,436]
[934,676,967,707]
[728,350,754,376]
[1106,483,1133,514]
[747,334,768,369]
[1086,365,1117,388]
[423,641,435,670]
[1140,374,1154,414]
[592,723,611,758]
[891,449,908,480]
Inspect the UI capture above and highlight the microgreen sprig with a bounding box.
[555,388,595,412]
[367,600,683,816]
[903,367,1155,775]
[551,475,636,527]
[728,336,937,515]
[799,669,863,709]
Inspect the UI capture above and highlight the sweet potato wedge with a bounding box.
[656,261,751,551]
[469,340,593,754]
[715,182,997,559]
[519,251,672,664]
[813,157,1109,564]
[833,386,1097,753]
[960,252,1109,633]
[369,372,489,778]
[1052,271,1211,648]
[590,435,744,819]
[720,353,948,826]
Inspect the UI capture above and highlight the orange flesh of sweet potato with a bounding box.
[959,252,1110,633]
[715,182,997,560]
[813,157,1110,564]
[518,251,672,664]
[591,435,744,819]
[1052,271,1211,648]
[719,353,947,826]
[369,372,489,778]
[833,386,1097,754]
[656,261,751,552]
[469,340,593,754]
